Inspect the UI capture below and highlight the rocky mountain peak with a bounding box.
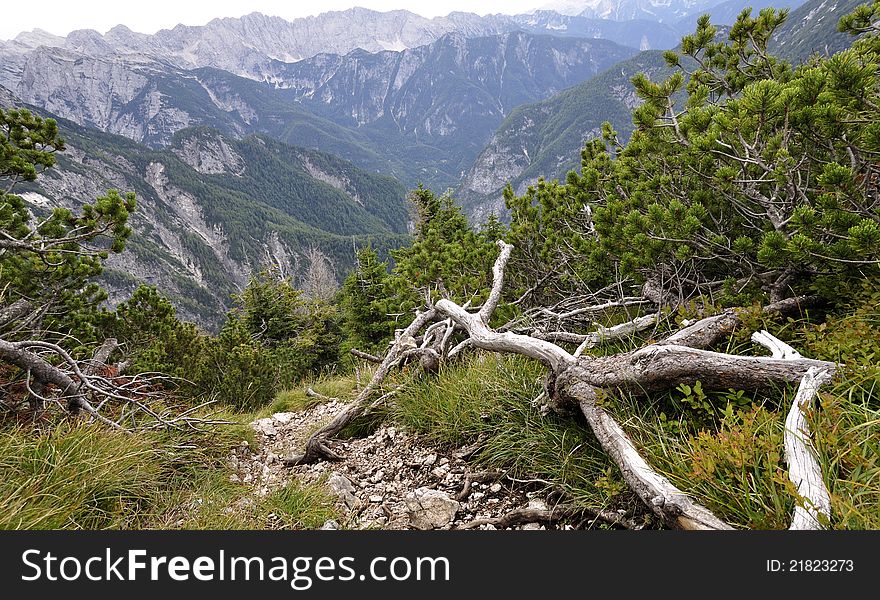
[10,28,65,48]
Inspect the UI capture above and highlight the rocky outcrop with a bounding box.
[405,488,460,530]
[172,131,245,175]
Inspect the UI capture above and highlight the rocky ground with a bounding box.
[230,399,573,530]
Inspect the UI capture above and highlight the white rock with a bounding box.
[423,454,437,466]
[527,499,548,511]
[405,488,460,530]
[328,474,361,510]
[272,412,296,424]
[369,495,384,503]
[489,483,502,493]
[320,519,340,530]
[251,418,277,436]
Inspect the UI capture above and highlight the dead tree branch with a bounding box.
[350,349,383,363]
[574,313,659,355]
[435,242,837,530]
[285,308,438,466]
[785,367,833,530]
[752,331,833,529]
[664,295,821,349]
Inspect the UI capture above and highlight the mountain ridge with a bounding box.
[3,88,409,325]
[458,0,850,221]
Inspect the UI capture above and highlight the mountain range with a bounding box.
[4,88,409,325]
[458,0,853,221]
[2,0,858,324]
[1,30,638,193]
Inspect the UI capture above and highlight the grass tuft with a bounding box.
[390,354,636,513]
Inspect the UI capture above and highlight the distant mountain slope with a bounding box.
[3,97,409,325]
[772,0,865,60]
[460,0,859,221]
[1,32,637,192]
[458,50,670,221]
[272,32,638,189]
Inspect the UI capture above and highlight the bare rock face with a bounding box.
[172,132,245,175]
[404,488,460,530]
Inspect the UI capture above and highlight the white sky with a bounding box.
[1,1,547,40]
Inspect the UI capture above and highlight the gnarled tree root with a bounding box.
[458,503,643,531]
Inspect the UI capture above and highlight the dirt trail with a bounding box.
[230,400,561,530]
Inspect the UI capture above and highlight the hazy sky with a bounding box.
[1,1,547,40]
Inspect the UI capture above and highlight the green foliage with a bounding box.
[98,285,209,380]
[681,405,792,529]
[339,246,399,353]
[809,379,880,529]
[1,108,135,341]
[505,173,616,306]
[391,186,501,310]
[205,270,342,412]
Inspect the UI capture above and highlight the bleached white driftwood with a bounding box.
[785,367,833,530]
[751,330,833,530]
[574,313,659,356]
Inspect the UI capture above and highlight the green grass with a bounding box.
[0,414,338,530]
[261,371,361,417]
[0,423,163,529]
[811,373,880,529]
[389,354,637,514]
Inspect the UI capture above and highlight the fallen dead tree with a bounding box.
[0,335,224,431]
[287,241,838,530]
